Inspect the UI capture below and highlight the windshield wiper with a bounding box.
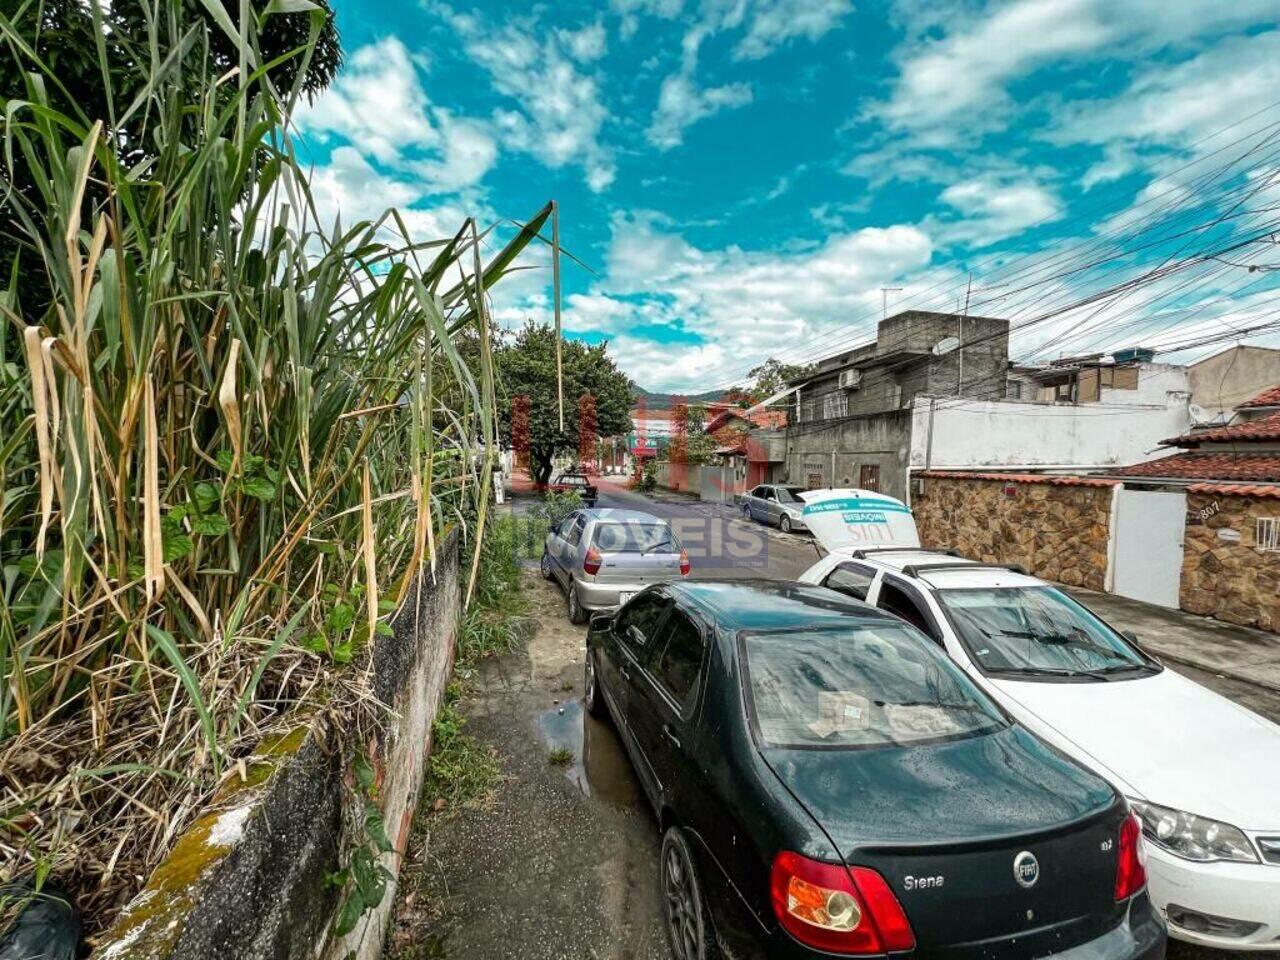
[640,538,673,556]
[990,665,1112,681]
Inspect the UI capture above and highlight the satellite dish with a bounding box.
[932,336,960,356]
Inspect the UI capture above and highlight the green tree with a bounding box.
[744,358,815,404]
[496,322,633,485]
[0,0,343,309]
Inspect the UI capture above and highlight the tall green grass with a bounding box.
[0,0,550,929]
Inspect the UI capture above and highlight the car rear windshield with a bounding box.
[557,475,589,486]
[741,624,1006,748]
[592,521,675,554]
[936,586,1149,677]
[776,486,806,503]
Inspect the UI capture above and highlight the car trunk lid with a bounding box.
[587,521,682,587]
[798,488,920,552]
[762,726,1126,956]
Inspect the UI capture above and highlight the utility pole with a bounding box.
[958,272,972,397]
[880,287,903,321]
[552,200,564,431]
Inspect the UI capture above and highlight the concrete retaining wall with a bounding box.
[654,461,707,495]
[93,528,462,960]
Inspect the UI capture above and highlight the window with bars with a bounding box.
[822,392,848,420]
[1256,517,1280,551]
[860,464,881,492]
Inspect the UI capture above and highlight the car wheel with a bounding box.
[780,515,792,534]
[540,550,554,581]
[584,650,607,719]
[567,585,588,624]
[741,504,751,519]
[661,827,720,960]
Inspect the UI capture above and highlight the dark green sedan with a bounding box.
[584,580,1166,960]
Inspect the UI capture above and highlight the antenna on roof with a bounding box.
[880,287,903,321]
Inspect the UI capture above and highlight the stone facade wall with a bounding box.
[93,527,462,960]
[915,475,1115,591]
[1182,491,1280,631]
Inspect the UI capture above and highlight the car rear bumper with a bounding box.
[574,579,650,611]
[753,893,1165,960]
[1146,844,1280,950]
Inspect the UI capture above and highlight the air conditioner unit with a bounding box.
[838,369,863,391]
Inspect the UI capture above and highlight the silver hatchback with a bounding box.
[541,508,689,623]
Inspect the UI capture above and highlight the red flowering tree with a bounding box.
[511,394,531,469]
[669,398,688,464]
[577,393,597,467]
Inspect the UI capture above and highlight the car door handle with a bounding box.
[662,724,681,749]
[619,665,632,682]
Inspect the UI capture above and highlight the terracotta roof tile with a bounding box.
[1187,482,1280,499]
[1237,384,1280,408]
[917,470,1119,488]
[704,407,788,433]
[1109,452,1280,482]
[1164,411,1280,446]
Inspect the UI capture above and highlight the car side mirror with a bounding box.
[1121,629,1139,643]
[590,612,615,633]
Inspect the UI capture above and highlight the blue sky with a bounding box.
[293,0,1280,392]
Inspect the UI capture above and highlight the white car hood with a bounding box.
[991,668,1280,832]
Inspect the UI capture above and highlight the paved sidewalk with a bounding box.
[1069,588,1280,695]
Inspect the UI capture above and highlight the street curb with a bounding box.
[1149,648,1280,695]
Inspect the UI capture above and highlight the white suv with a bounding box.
[798,538,1280,951]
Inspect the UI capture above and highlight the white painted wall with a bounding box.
[910,395,1191,469]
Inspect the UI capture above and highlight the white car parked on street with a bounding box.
[797,488,1280,952]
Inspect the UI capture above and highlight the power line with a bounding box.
[696,103,1280,394]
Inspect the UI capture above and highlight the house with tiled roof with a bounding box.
[1106,383,1280,488]
[912,382,1280,634]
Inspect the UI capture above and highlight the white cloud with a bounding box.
[877,0,1279,144]
[296,37,497,195]
[559,21,608,62]
[298,146,488,250]
[734,0,855,60]
[1080,146,1137,191]
[411,111,499,194]
[1054,30,1280,152]
[646,15,754,150]
[930,176,1065,248]
[611,0,684,40]
[296,38,438,165]
[648,73,753,149]
[601,213,934,389]
[485,210,936,390]
[442,7,617,192]
[879,0,1107,144]
[306,146,418,225]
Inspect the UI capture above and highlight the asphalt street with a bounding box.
[386,480,1279,959]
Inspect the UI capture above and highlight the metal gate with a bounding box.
[1109,488,1186,608]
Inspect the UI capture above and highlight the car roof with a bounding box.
[580,508,666,523]
[834,548,1046,589]
[667,579,897,631]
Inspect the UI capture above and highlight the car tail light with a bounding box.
[770,852,915,955]
[1115,812,1148,901]
[583,546,602,576]
[679,549,690,576]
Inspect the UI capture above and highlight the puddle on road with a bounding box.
[537,700,641,808]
